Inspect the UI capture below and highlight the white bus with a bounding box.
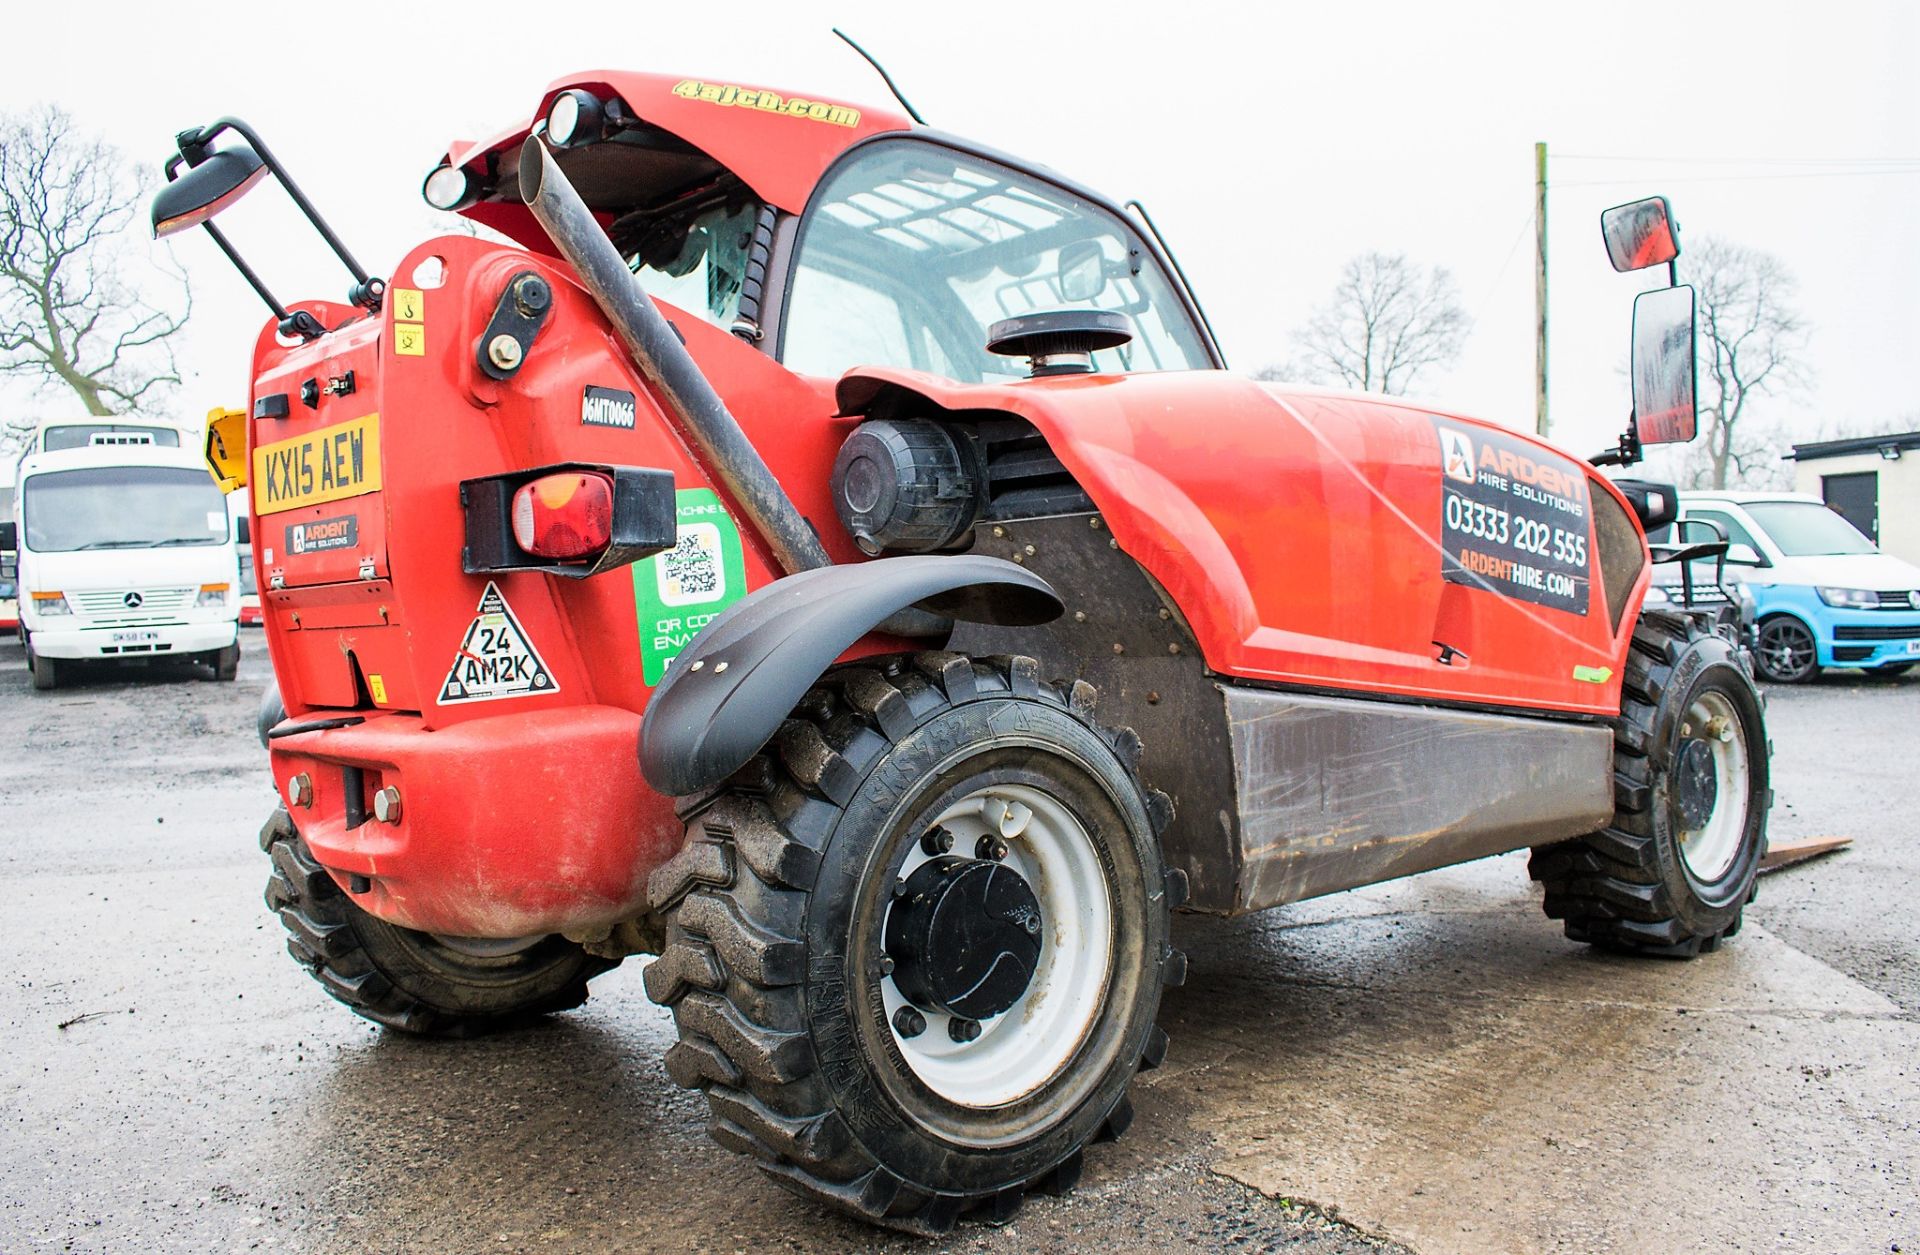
[7,437,240,690]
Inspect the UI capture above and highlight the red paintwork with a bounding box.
[440,70,912,255]
[236,76,1653,939]
[250,236,881,935]
[837,370,1646,716]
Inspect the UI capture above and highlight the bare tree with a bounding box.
[0,105,191,426]
[1271,252,1469,395]
[1686,236,1808,490]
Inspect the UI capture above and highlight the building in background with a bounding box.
[1788,431,1920,567]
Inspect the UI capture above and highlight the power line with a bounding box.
[1559,167,1920,187]
[1465,210,1534,331]
[1558,153,1920,165]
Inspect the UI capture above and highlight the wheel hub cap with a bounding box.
[886,855,1043,1020]
[1674,738,1719,829]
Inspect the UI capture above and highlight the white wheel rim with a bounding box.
[1676,690,1750,883]
[881,783,1114,1107]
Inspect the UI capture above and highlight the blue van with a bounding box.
[1648,492,1920,682]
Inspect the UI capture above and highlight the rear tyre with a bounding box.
[28,645,59,691]
[1754,614,1818,683]
[1530,611,1770,956]
[645,653,1183,1233]
[211,643,240,682]
[260,807,614,1036]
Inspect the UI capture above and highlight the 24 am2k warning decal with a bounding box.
[1434,421,1591,615]
[437,581,559,704]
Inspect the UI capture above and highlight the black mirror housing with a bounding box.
[152,147,269,238]
[1631,284,1697,445]
[1601,196,1680,273]
[0,520,16,551]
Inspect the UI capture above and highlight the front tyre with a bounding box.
[1530,611,1770,955]
[260,808,614,1036]
[210,642,240,682]
[645,654,1183,1233]
[28,644,59,691]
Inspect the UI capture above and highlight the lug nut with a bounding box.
[948,1017,982,1043]
[487,333,523,369]
[878,955,896,977]
[893,1006,927,1039]
[920,826,956,856]
[288,773,313,809]
[373,786,403,825]
[976,835,1009,861]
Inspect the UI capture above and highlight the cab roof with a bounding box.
[18,442,209,480]
[439,70,913,254]
[1679,490,1824,506]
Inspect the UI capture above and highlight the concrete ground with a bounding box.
[0,635,1911,1254]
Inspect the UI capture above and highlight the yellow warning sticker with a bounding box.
[394,323,425,356]
[392,288,424,322]
[1572,664,1613,684]
[368,674,388,704]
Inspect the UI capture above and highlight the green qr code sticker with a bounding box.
[633,487,748,685]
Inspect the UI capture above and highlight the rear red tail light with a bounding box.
[511,471,614,560]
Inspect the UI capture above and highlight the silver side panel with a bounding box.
[1226,687,1616,913]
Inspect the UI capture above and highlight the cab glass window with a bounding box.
[623,198,759,332]
[782,140,1209,381]
[1682,508,1763,554]
[1743,501,1876,556]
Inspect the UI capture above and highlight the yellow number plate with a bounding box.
[252,414,383,515]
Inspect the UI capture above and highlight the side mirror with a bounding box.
[152,146,269,238]
[1725,542,1764,567]
[1631,284,1697,445]
[1057,240,1107,302]
[1601,196,1679,273]
[0,521,15,551]
[235,516,252,546]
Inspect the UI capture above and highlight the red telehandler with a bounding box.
[158,69,1766,1232]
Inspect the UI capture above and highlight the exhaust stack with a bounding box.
[517,138,831,577]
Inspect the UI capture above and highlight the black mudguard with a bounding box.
[638,555,1062,797]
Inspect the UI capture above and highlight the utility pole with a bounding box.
[1534,141,1549,437]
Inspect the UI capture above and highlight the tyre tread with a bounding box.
[645,653,1175,1232]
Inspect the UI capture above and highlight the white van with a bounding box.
[7,438,241,690]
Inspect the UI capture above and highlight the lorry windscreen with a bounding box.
[23,466,227,553]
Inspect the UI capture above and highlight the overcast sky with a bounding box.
[2,0,1914,478]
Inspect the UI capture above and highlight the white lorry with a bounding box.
[6,433,240,690]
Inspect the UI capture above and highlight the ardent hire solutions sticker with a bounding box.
[437,581,559,704]
[632,487,748,685]
[1435,420,1592,616]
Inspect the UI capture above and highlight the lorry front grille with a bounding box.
[69,587,194,624]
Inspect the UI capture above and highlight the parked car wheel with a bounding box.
[28,644,60,691]
[1754,614,1819,683]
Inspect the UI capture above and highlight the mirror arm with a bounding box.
[173,117,386,314]
[1589,412,1643,468]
